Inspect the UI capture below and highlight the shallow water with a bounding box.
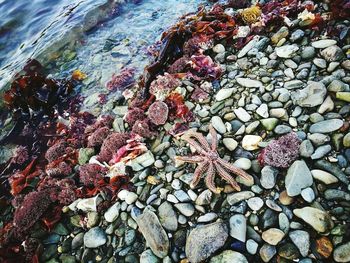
[0,0,205,91]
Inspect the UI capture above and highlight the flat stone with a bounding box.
[247,197,264,211]
[256,104,269,118]
[309,119,344,133]
[320,45,344,62]
[242,135,262,151]
[311,169,339,184]
[236,78,262,88]
[229,214,247,242]
[246,239,258,254]
[158,202,178,231]
[299,140,314,158]
[260,166,278,189]
[333,242,350,262]
[216,88,234,101]
[211,116,226,134]
[293,206,334,233]
[301,187,315,203]
[140,249,159,263]
[223,138,238,151]
[284,80,304,89]
[336,92,350,102]
[285,160,313,197]
[104,202,121,223]
[315,160,349,184]
[174,203,195,217]
[275,45,299,58]
[289,230,310,257]
[312,39,337,49]
[136,208,169,258]
[234,107,251,122]
[83,227,107,248]
[311,145,332,160]
[185,222,228,263]
[291,82,327,107]
[237,36,260,58]
[209,250,248,263]
[127,151,155,171]
[227,191,255,205]
[262,228,285,245]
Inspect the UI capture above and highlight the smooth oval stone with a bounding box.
[309,119,344,133]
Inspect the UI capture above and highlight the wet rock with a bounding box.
[293,207,334,233]
[158,202,178,231]
[140,249,160,263]
[285,160,313,197]
[309,119,344,134]
[234,107,251,122]
[311,145,331,159]
[216,88,234,101]
[246,239,258,255]
[291,82,327,107]
[247,197,264,211]
[289,230,310,257]
[211,116,226,134]
[314,160,349,184]
[278,243,300,260]
[260,166,278,189]
[229,214,246,242]
[320,45,344,62]
[174,203,195,217]
[315,236,333,259]
[262,228,285,245]
[83,227,107,248]
[209,250,248,263]
[276,45,299,58]
[259,244,276,262]
[311,169,338,184]
[333,242,350,262]
[104,202,121,223]
[299,140,314,158]
[312,39,337,49]
[185,222,228,263]
[127,151,155,171]
[136,208,169,258]
[223,138,238,151]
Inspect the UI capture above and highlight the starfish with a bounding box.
[175,125,253,193]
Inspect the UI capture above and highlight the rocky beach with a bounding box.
[0,0,350,262]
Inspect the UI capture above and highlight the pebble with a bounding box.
[196,189,212,205]
[174,203,195,217]
[259,244,276,262]
[223,138,238,151]
[104,202,121,223]
[158,202,178,231]
[285,160,313,197]
[293,206,334,233]
[213,44,225,53]
[291,82,327,107]
[215,88,234,101]
[262,228,285,245]
[185,222,228,263]
[229,214,247,242]
[275,45,299,58]
[209,250,248,263]
[83,227,107,248]
[227,191,255,205]
[234,107,251,122]
[140,249,159,263]
[233,158,251,170]
[320,45,344,62]
[247,197,264,211]
[299,140,314,158]
[311,145,332,159]
[312,39,337,48]
[211,116,226,134]
[289,230,310,257]
[242,135,262,151]
[246,239,258,254]
[301,187,315,203]
[236,77,262,88]
[309,119,344,133]
[197,212,218,223]
[256,104,269,118]
[136,208,169,258]
[333,242,350,262]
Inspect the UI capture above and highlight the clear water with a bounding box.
[0,0,205,91]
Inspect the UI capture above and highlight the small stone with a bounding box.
[211,116,226,134]
[320,45,344,62]
[136,208,169,258]
[285,160,313,197]
[311,145,332,160]
[260,166,278,189]
[262,228,285,245]
[343,133,350,147]
[140,249,159,263]
[260,244,276,263]
[196,189,212,206]
[83,227,107,248]
[236,78,262,88]
[209,250,248,263]
[333,242,350,262]
[312,39,337,49]
[104,202,121,223]
[158,202,178,231]
[213,44,225,53]
[246,239,258,254]
[291,82,327,107]
[185,222,228,263]
[233,158,251,170]
[311,169,339,184]
[309,119,344,133]
[256,104,269,118]
[247,197,264,211]
[336,92,350,102]
[299,140,314,158]
[316,236,333,259]
[174,203,195,217]
[234,107,251,122]
[313,58,327,68]
[227,191,255,205]
[229,214,247,242]
[242,135,262,151]
[271,26,289,44]
[223,138,238,151]
[293,207,334,233]
[279,190,294,205]
[301,187,315,203]
[216,88,234,101]
[275,45,299,58]
[260,118,279,131]
[197,212,218,223]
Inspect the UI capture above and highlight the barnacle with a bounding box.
[240,5,262,25]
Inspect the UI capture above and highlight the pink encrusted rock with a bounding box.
[87,127,110,148]
[132,119,157,139]
[98,132,129,162]
[124,107,146,126]
[148,101,169,125]
[258,132,301,168]
[149,73,181,100]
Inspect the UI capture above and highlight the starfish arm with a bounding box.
[190,160,208,189]
[205,162,220,194]
[175,155,203,163]
[209,125,218,151]
[183,131,211,152]
[214,161,241,191]
[217,158,254,181]
[182,136,209,155]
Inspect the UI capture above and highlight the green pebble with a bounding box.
[336,92,350,102]
[78,148,95,165]
[260,118,279,131]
